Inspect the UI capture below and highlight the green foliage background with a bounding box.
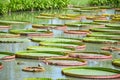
[0,0,69,14]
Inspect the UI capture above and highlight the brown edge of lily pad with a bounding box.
[64,30,90,35]
[101,46,120,51]
[69,52,112,59]
[42,58,87,66]
[22,66,45,72]
[21,32,53,37]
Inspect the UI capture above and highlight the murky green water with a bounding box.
[0,9,120,80]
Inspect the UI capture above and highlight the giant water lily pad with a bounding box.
[32,24,67,31]
[0,32,20,38]
[10,29,53,37]
[83,37,119,44]
[58,16,80,20]
[90,27,120,34]
[35,16,55,19]
[0,38,30,43]
[112,59,120,67]
[40,13,57,17]
[62,67,120,79]
[16,51,68,59]
[69,51,112,59]
[105,24,120,28]
[43,58,87,66]
[94,20,110,23]
[0,20,29,24]
[87,32,120,38]
[40,41,85,50]
[64,30,90,35]
[31,38,81,43]
[0,52,15,60]
[27,46,73,52]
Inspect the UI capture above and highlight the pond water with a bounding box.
[0,9,120,80]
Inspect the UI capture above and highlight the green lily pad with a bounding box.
[90,27,120,33]
[16,51,68,59]
[0,38,30,43]
[40,41,85,49]
[0,52,15,60]
[0,32,20,38]
[83,37,119,44]
[27,46,73,52]
[0,20,29,24]
[31,38,80,43]
[112,59,120,67]
[10,29,53,37]
[105,24,120,28]
[62,67,120,79]
[94,20,110,23]
[87,32,120,38]
[35,16,55,19]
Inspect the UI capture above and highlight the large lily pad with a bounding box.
[27,46,73,52]
[62,67,120,79]
[69,51,112,59]
[0,38,30,43]
[16,51,68,59]
[0,20,29,24]
[90,27,120,33]
[0,52,15,60]
[105,24,120,28]
[112,59,120,67]
[83,37,119,44]
[35,16,55,19]
[0,32,20,38]
[87,32,120,38]
[31,38,81,43]
[40,41,85,50]
[10,29,53,37]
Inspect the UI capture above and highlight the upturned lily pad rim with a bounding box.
[62,67,120,79]
[45,57,86,63]
[10,29,52,34]
[43,58,87,66]
[0,52,15,60]
[76,51,111,56]
[69,51,112,59]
